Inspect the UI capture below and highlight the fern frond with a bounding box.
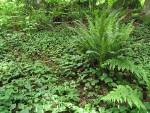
[102,58,149,84]
[103,58,136,73]
[101,85,146,110]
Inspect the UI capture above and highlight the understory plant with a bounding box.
[101,85,146,110]
[71,9,133,66]
[71,9,150,111]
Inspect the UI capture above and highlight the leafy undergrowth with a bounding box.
[0,24,150,113]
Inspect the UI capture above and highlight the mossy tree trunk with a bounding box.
[112,0,141,9]
[143,0,150,16]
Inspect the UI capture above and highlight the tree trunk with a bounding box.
[112,0,141,9]
[143,0,150,16]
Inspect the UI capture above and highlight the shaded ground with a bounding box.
[0,23,150,112]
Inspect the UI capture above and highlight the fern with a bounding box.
[102,58,150,89]
[102,58,137,73]
[70,9,133,65]
[102,85,146,110]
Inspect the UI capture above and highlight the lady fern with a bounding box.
[101,85,146,110]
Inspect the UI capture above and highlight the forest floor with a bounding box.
[0,23,150,112]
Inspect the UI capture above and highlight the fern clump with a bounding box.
[102,85,146,110]
[71,9,133,66]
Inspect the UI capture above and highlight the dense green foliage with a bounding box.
[71,9,133,65]
[0,0,150,113]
